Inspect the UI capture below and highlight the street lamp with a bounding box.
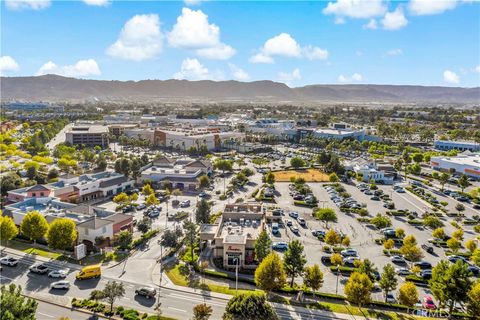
[335,264,340,295]
[233,257,240,294]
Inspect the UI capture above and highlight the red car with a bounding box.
[423,296,436,310]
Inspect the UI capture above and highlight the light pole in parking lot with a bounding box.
[335,265,340,295]
[233,257,239,294]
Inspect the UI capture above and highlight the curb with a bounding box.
[22,294,113,319]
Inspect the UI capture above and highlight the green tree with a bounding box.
[46,218,77,251]
[455,203,465,216]
[446,238,461,253]
[195,199,211,224]
[101,281,125,312]
[398,282,418,308]
[330,253,343,266]
[136,217,151,234]
[411,153,424,163]
[183,220,197,264]
[466,281,480,317]
[358,259,378,283]
[423,215,444,229]
[379,264,398,302]
[222,293,278,320]
[113,192,129,204]
[113,230,132,250]
[198,175,210,189]
[429,260,473,315]
[290,157,306,169]
[324,229,341,246]
[0,173,23,196]
[432,227,446,239]
[0,284,37,320]
[457,174,470,193]
[303,264,323,293]
[142,184,154,196]
[344,272,373,307]
[193,303,213,320]
[314,208,337,228]
[283,239,307,287]
[465,239,477,253]
[472,249,480,266]
[0,215,18,245]
[20,211,48,246]
[370,214,392,229]
[328,173,339,182]
[254,230,272,263]
[254,252,286,295]
[438,172,450,192]
[26,166,37,180]
[145,193,159,207]
[400,235,423,264]
[264,172,275,184]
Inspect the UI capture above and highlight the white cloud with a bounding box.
[107,14,163,61]
[381,7,408,30]
[250,33,328,64]
[475,65,480,73]
[36,59,101,77]
[249,53,274,64]
[338,73,363,83]
[168,8,219,49]
[0,56,20,74]
[228,63,250,81]
[363,19,378,30]
[196,43,236,60]
[83,0,110,6]
[323,0,387,19]
[302,45,329,60]
[167,8,235,60]
[173,58,221,81]
[409,0,460,15]
[278,68,301,85]
[386,48,403,56]
[5,0,50,10]
[443,70,459,84]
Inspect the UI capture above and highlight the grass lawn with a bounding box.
[273,169,329,182]
[165,263,257,296]
[4,239,63,260]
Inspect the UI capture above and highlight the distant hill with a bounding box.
[1,74,479,103]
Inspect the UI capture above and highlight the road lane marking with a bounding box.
[167,306,187,312]
[37,312,54,318]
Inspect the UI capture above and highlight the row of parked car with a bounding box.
[326,185,362,209]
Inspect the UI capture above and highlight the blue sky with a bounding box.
[1,0,479,87]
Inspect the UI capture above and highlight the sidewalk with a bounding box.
[0,246,83,271]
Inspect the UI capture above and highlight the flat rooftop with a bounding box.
[219,218,262,243]
[67,125,109,134]
[314,128,363,135]
[433,154,480,167]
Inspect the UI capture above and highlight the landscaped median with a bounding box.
[163,262,448,320]
[71,298,175,320]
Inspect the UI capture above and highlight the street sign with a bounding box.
[74,243,86,260]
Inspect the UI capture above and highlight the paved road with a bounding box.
[46,122,72,150]
[36,300,96,320]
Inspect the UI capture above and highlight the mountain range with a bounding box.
[1,75,479,104]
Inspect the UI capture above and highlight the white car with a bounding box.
[391,255,406,264]
[395,268,411,276]
[0,256,18,266]
[48,269,68,278]
[340,249,358,257]
[50,280,70,290]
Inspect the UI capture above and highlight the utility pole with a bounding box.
[156,244,163,317]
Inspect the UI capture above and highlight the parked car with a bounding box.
[448,255,468,264]
[180,200,191,207]
[340,249,358,257]
[423,296,436,310]
[420,269,432,280]
[285,219,292,226]
[421,244,434,254]
[290,226,300,234]
[137,203,147,210]
[289,211,299,219]
[50,280,70,290]
[48,269,68,278]
[385,293,396,303]
[135,286,157,298]
[297,217,306,226]
[395,268,410,276]
[370,196,380,201]
[321,256,331,264]
[467,265,480,277]
[391,255,406,264]
[414,261,432,270]
[148,211,160,218]
[0,256,18,266]
[273,242,288,250]
[312,230,325,237]
[29,264,49,274]
[343,257,360,267]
